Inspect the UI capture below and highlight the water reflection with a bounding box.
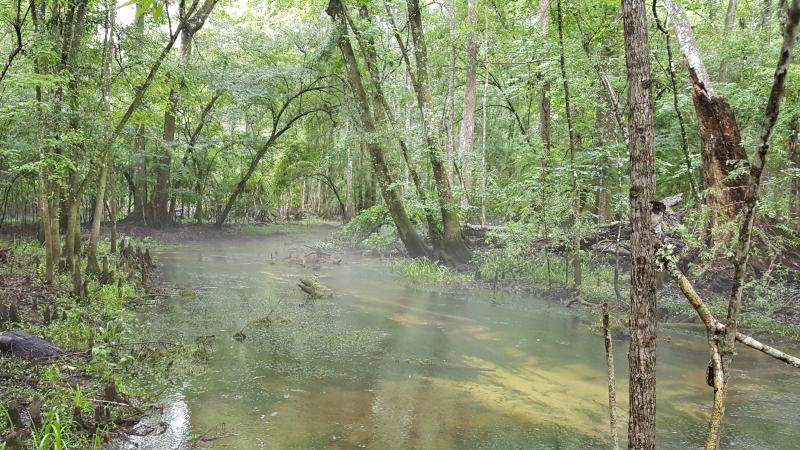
[140,228,800,449]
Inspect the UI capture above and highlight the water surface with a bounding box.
[137,226,800,449]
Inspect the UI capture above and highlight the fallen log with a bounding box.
[0,329,64,359]
[298,278,333,299]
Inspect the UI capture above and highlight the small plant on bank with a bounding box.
[394,258,469,287]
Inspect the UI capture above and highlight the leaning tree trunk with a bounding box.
[664,0,749,242]
[327,0,430,258]
[622,0,658,449]
[406,0,471,264]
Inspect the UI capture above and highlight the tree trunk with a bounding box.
[345,144,355,221]
[446,0,457,187]
[664,1,749,239]
[406,0,471,263]
[346,2,443,246]
[789,117,800,229]
[622,1,658,449]
[86,0,116,273]
[556,0,581,286]
[109,182,117,254]
[131,125,148,223]
[479,13,490,225]
[86,161,107,274]
[724,0,738,30]
[327,0,430,258]
[457,0,480,201]
[153,89,177,227]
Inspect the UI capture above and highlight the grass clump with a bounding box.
[394,258,469,288]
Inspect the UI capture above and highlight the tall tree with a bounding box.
[405,0,472,263]
[622,0,658,448]
[326,0,430,258]
[458,0,480,201]
[556,0,581,286]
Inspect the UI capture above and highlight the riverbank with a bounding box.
[0,232,208,448]
[333,213,800,344]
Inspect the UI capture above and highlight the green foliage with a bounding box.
[394,258,469,287]
[338,205,391,244]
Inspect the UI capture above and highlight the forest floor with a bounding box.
[0,227,210,448]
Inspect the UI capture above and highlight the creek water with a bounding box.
[135,225,800,449]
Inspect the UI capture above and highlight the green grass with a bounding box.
[394,258,470,287]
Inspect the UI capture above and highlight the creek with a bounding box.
[135,225,800,449]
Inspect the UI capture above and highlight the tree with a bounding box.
[326,0,431,258]
[621,0,658,448]
[457,0,480,201]
[405,0,472,264]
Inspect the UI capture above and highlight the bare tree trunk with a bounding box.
[622,1,658,448]
[458,0,480,201]
[556,0,581,286]
[664,1,749,239]
[602,303,621,450]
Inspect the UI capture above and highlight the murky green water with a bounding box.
[133,226,800,449]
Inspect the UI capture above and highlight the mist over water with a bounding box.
[137,225,800,449]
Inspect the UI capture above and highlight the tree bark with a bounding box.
[345,2,443,246]
[406,0,471,264]
[724,0,738,31]
[789,117,800,228]
[326,0,430,258]
[345,142,355,221]
[622,1,658,449]
[664,0,749,238]
[458,0,480,200]
[86,0,117,273]
[446,0,458,187]
[556,0,581,286]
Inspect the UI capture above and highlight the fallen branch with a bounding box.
[667,263,800,368]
